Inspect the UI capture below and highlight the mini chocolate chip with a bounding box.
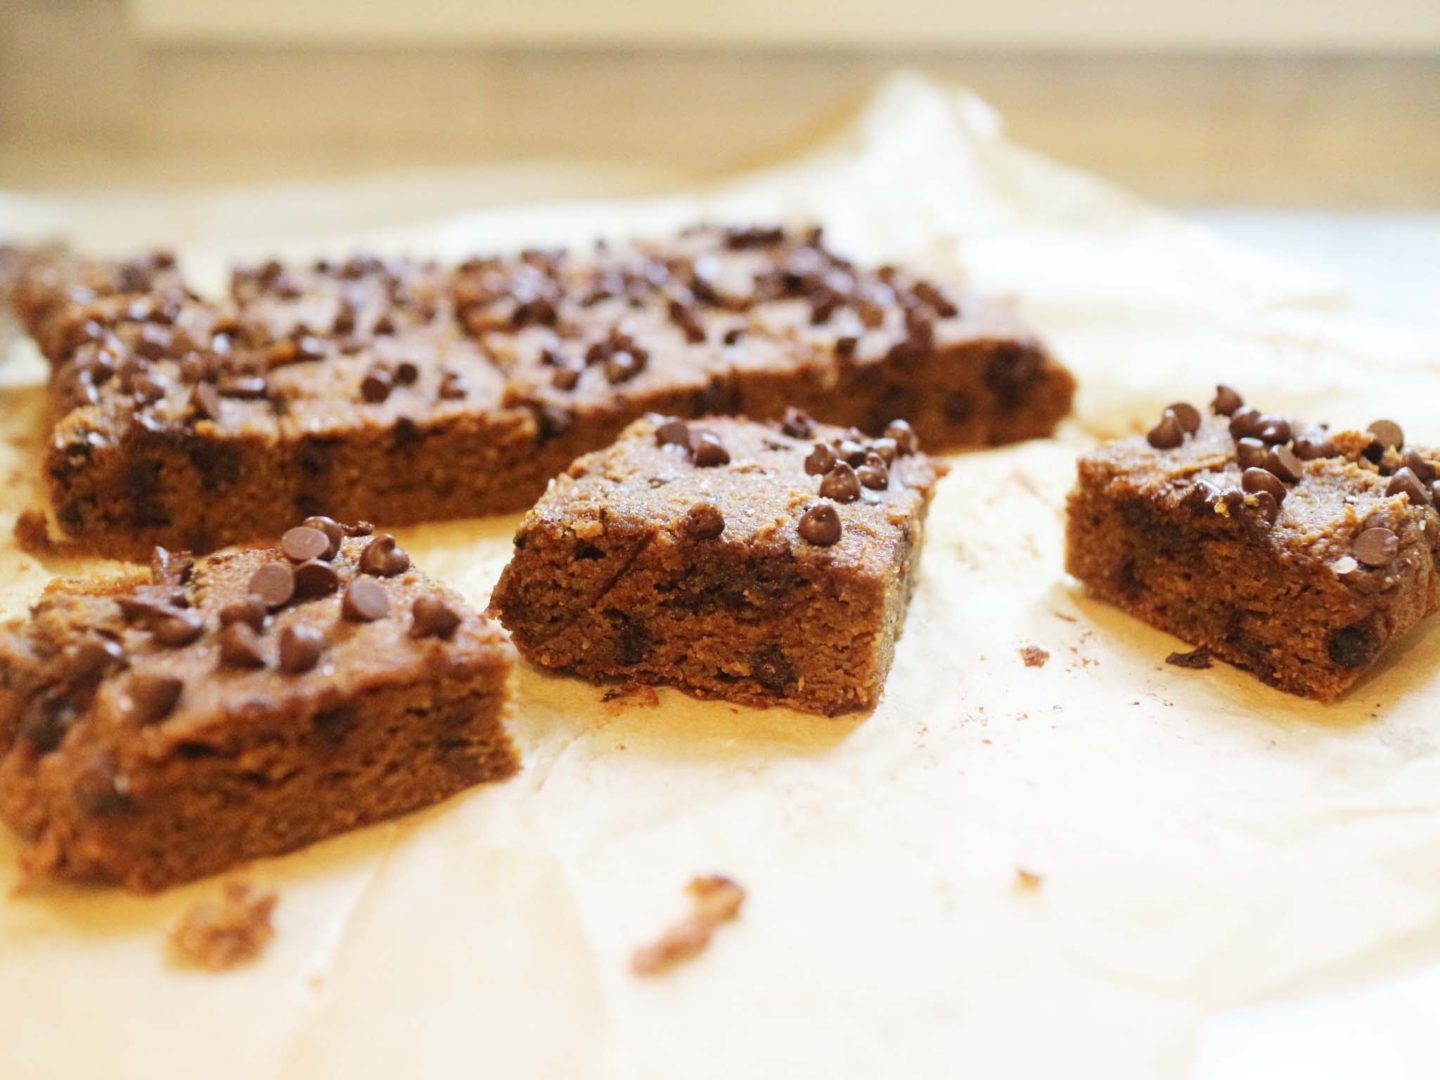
[1386,467,1430,506]
[1255,416,1292,444]
[343,520,374,537]
[1250,490,1281,524]
[722,327,746,346]
[798,502,843,546]
[692,432,730,467]
[1403,449,1436,484]
[1236,437,1268,469]
[151,608,205,647]
[411,595,462,639]
[69,637,126,680]
[837,439,868,466]
[1146,412,1184,450]
[150,544,193,585]
[885,419,919,455]
[1368,419,1404,450]
[551,363,581,391]
[604,350,643,384]
[1353,526,1399,567]
[1212,385,1243,416]
[655,419,692,451]
[820,462,862,503]
[189,381,222,422]
[684,503,725,540]
[1265,445,1303,484]
[281,525,331,563]
[74,751,132,816]
[805,442,837,476]
[293,559,341,598]
[394,360,419,386]
[248,561,296,609]
[217,622,267,668]
[278,625,326,673]
[219,595,267,631]
[1167,402,1202,433]
[1228,407,1263,439]
[301,515,344,557]
[342,576,390,621]
[857,462,889,490]
[360,365,393,403]
[1241,467,1287,505]
[780,407,814,439]
[359,534,410,576]
[127,673,183,724]
[1293,432,1336,460]
[438,368,467,399]
[869,437,899,465]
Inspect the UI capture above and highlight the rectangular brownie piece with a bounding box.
[488,411,943,715]
[1066,389,1440,699]
[0,519,518,891]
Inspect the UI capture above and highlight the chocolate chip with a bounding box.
[1403,449,1436,484]
[189,382,222,423]
[1368,419,1404,450]
[151,608,205,647]
[1255,416,1292,444]
[551,363,581,391]
[1386,467,1430,506]
[150,544,193,585]
[1293,432,1336,460]
[684,503,725,540]
[1236,437,1268,469]
[1265,445,1303,484]
[1167,402,1202,433]
[438,368,467,400]
[1241,467,1287,505]
[116,586,187,624]
[301,515,344,558]
[74,751,132,816]
[885,419,919,455]
[722,326,746,347]
[780,407,814,439]
[1228,407,1263,439]
[69,637,126,680]
[655,419,692,451]
[278,625,326,673]
[220,595,267,631]
[1353,526,1399,567]
[217,622,267,669]
[281,525,331,563]
[1212,385,1243,416]
[293,558,341,598]
[1250,490,1281,525]
[837,438,868,466]
[359,534,410,577]
[692,432,730,468]
[820,462,862,503]
[604,350,644,384]
[857,462,889,490]
[798,502,842,546]
[394,360,419,386]
[411,595,462,639]
[360,365,393,403]
[342,576,390,621]
[752,645,796,694]
[805,442,837,476]
[1329,625,1380,668]
[127,673,183,724]
[1146,412,1184,450]
[248,562,296,609]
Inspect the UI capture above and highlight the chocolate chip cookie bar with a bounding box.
[0,519,518,891]
[488,411,942,715]
[11,226,1069,556]
[1066,388,1440,699]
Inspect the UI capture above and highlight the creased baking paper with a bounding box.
[2,74,1440,1079]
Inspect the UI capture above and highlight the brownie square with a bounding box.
[0,521,518,891]
[488,412,943,715]
[1066,389,1440,699]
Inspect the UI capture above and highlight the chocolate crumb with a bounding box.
[631,875,746,976]
[169,881,277,971]
[1019,645,1049,668]
[1166,645,1214,670]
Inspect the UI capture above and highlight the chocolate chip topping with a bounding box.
[341,576,390,622]
[217,622,267,669]
[1353,526,1399,567]
[780,407,814,439]
[1264,445,1303,484]
[798,502,843,546]
[219,595,267,631]
[819,462,862,503]
[1146,411,1184,450]
[281,525,331,563]
[127,672,183,724]
[248,562,296,610]
[360,364,393,403]
[1386,467,1430,506]
[301,515,344,558]
[857,461,889,491]
[1241,466,1287,506]
[1212,385,1243,416]
[655,419,692,451]
[1167,402,1201,434]
[151,608,205,647]
[293,558,341,598]
[805,442,837,476]
[358,534,410,577]
[438,368,467,400]
[1236,437,1268,469]
[684,503,725,540]
[1228,407,1263,439]
[278,625,325,673]
[1255,416,1292,444]
[1293,431,1336,460]
[692,432,731,468]
[1250,490,1281,525]
[411,595,462,639]
[1368,419,1404,451]
[1403,449,1436,484]
[885,419,919,455]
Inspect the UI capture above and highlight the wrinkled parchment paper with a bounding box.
[3,75,1440,1079]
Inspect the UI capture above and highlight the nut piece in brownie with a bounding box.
[1066,388,1440,699]
[489,411,942,715]
[0,520,518,891]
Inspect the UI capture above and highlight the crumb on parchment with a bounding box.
[1015,868,1043,892]
[169,880,277,971]
[1019,645,1049,668]
[1166,645,1214,670]
[631,875,746,976]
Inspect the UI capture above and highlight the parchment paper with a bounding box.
[3,74,1440,1079]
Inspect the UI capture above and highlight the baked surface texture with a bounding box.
[489,412,942,715]
[0,521,518,891]
[1067,390,1440,699]
[8,227,1070,556]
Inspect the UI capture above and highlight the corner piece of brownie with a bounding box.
[0,519,518,891]
[489,410,944,716]
[1066,387,1440,699]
